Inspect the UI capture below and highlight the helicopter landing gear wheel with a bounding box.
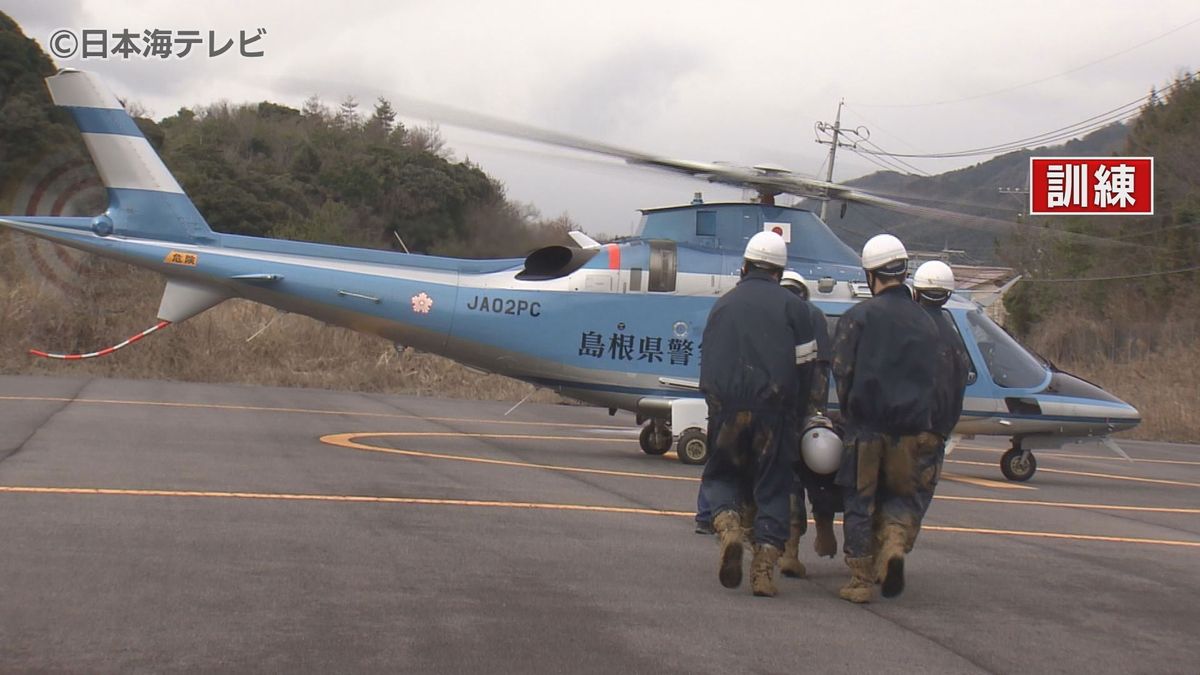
[639,422,671,455]
[1000,446,1037,482]
[676,427,709,465]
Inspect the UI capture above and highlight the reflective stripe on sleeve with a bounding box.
[795,340,817,365]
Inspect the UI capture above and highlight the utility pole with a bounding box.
[815,99,867,222]
[998,185,1030,221]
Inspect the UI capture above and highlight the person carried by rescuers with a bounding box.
[698,231,822,597]
[912,261,972,518]
[776,271,842,579]
[832,234,942,604]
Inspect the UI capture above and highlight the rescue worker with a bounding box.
[912,261,971,519]
[832,234,941,603]
[699,232,820,597]
[777,271,841,579]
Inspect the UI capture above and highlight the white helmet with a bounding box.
[861,234,908,273]
[744,231,788,269]
[914,260,955,292]
[780,270,808,299]
[780,270,805,288]
[801,415,842,474]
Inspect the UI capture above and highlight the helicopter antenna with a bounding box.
[392,230,410,254]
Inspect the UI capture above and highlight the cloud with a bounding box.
[5,0,1198,234]
[540,43,708,137]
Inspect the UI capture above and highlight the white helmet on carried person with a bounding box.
[780,270,808,298]
[743,231,788,269]
[860,234,908,275]
[800,415,842,475]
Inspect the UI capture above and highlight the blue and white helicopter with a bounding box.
[0,70,1141,481]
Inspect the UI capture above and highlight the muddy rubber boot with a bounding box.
[877,524,907,599]
[779,521,807,578]
[839,556,874,604]
[713,511,744,589]
[751,544,782,597]
[813,513,838,558]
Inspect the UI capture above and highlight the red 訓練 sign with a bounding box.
[1029,157,1153,215]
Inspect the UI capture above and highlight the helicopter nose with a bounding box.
[1104,397,1141,432]
[1044,371,1141,432]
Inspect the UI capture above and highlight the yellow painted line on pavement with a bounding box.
[327,432,1042,492]
[0,485,693,517]
[957,444,1200,466]
[940,472,1037,490]
[934,494,1200,514]
[920,524,1200,549]
[948,459,1200,488]
[2,485,1198,549]
[321,432,700,482]
[0,395,630,431]
[1043,454,1200,467]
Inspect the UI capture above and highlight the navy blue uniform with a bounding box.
[699,268,819,549]
[924,306,971,439]
[916,304,972,519]
[832,284,941,558]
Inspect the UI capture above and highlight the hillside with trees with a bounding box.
[819,123,1129,261]
[999,72,1200,440]
[0,13,570,258]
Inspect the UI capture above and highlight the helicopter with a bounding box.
[0,69,1141,482]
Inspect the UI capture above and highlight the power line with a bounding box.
[1110,220,1200,240]
[856,74,1197,160]
[854,139,932,176]
[853,16,1200,108]
[1021,264,1200,283]
[848,146,916,175]
[858,96,1148,159]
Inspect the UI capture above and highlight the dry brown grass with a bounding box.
[0,234,561,405]
[1024,314,1200,443]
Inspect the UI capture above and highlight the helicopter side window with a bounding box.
[965,310,1046,389]
[648,240,677,292]
[696,211,717,237]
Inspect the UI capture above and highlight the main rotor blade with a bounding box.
[388,95,843,197]
[818,186,1148,249]
[389,93,1151,250]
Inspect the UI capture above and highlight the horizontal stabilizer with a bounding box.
[157,279,229,323]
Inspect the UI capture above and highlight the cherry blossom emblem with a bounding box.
[411,292,433,314]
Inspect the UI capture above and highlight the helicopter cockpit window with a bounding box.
[942,309,977,385]
[965,310,1046,389]
[648,240,677,292]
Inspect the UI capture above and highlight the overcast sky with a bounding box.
[8,1,1198,235]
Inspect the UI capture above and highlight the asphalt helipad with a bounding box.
[0,375,1196,673]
